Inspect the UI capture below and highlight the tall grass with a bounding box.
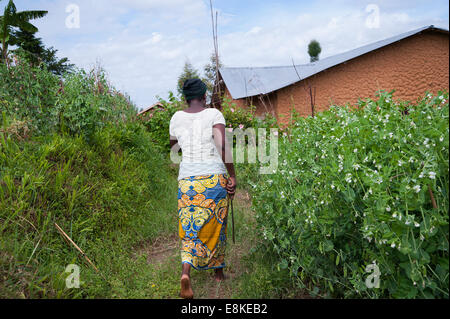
[0,117,178,297]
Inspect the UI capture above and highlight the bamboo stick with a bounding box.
[54,223,107,281]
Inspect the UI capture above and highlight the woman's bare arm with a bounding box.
[213,124,236,197]
[170,136,178,149]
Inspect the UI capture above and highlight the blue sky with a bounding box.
[2,0,449,109]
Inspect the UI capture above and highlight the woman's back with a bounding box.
[170,108,227,180]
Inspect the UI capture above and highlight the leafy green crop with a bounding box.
[251,90,449,298]
[1,53,137,140]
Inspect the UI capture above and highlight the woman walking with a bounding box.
[169,79,236,299]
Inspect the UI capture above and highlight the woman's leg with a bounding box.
[214,268,225,282]
[180,263,193,299]
[182,262,191,277]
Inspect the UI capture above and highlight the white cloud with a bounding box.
[246,26,262,36]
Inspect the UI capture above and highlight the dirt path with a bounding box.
[135,189,255,299]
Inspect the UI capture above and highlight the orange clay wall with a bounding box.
[226,31,449,124]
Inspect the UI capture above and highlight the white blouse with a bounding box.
[169,108,228,180]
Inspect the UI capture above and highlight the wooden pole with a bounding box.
[209,0,222,109]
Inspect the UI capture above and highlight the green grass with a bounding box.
[0,120,178,298]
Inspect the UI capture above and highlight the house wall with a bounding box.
[225,31,449,124]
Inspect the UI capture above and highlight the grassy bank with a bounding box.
[0,118,178,298]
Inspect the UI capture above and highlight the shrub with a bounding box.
[250,90,449,298]
[53,66,137,141]
[0,53,136,140]
[221,96,278,130]
[138,92,183,149]
[0,51,60,134]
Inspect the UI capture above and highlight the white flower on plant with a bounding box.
[391,243,396,248]
[392,212,397,218]
[439,136,444,142]
[414,222,420,228]
[389,132,394,138]
[386,206,391,212]
[353,164,361,170]
[398,160,403,167]
[439,95,444,100]
[354,148,358,153]
[429,171,436,179]
[345,173,353,183]
[331,184,335,189]
[419,172,424,179]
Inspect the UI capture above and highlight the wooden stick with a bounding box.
[227,195,235,244]
[54,223,107,281]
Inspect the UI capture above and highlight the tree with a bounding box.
[11,28,74,75]
[41,46,74,76]
[0,0,47,62]
[203,52,223,100]
[308,39,322,63]
[177,60,201,97]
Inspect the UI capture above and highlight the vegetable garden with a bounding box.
[250,90,449,298]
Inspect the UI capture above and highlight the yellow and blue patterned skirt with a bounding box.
[178,174,229,270]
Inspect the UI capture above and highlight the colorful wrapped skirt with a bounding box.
[178,174,229,270]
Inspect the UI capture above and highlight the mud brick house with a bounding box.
[219,25,449,123]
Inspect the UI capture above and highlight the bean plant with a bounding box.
[251,90,449,298]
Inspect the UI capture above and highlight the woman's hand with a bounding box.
[226,176,237,199]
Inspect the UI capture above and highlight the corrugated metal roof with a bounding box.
[220,25,449,99]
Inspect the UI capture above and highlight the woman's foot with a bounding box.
[180,274,194,299]
[214,268,225,282]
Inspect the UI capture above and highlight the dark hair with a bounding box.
[183,79,207,101]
